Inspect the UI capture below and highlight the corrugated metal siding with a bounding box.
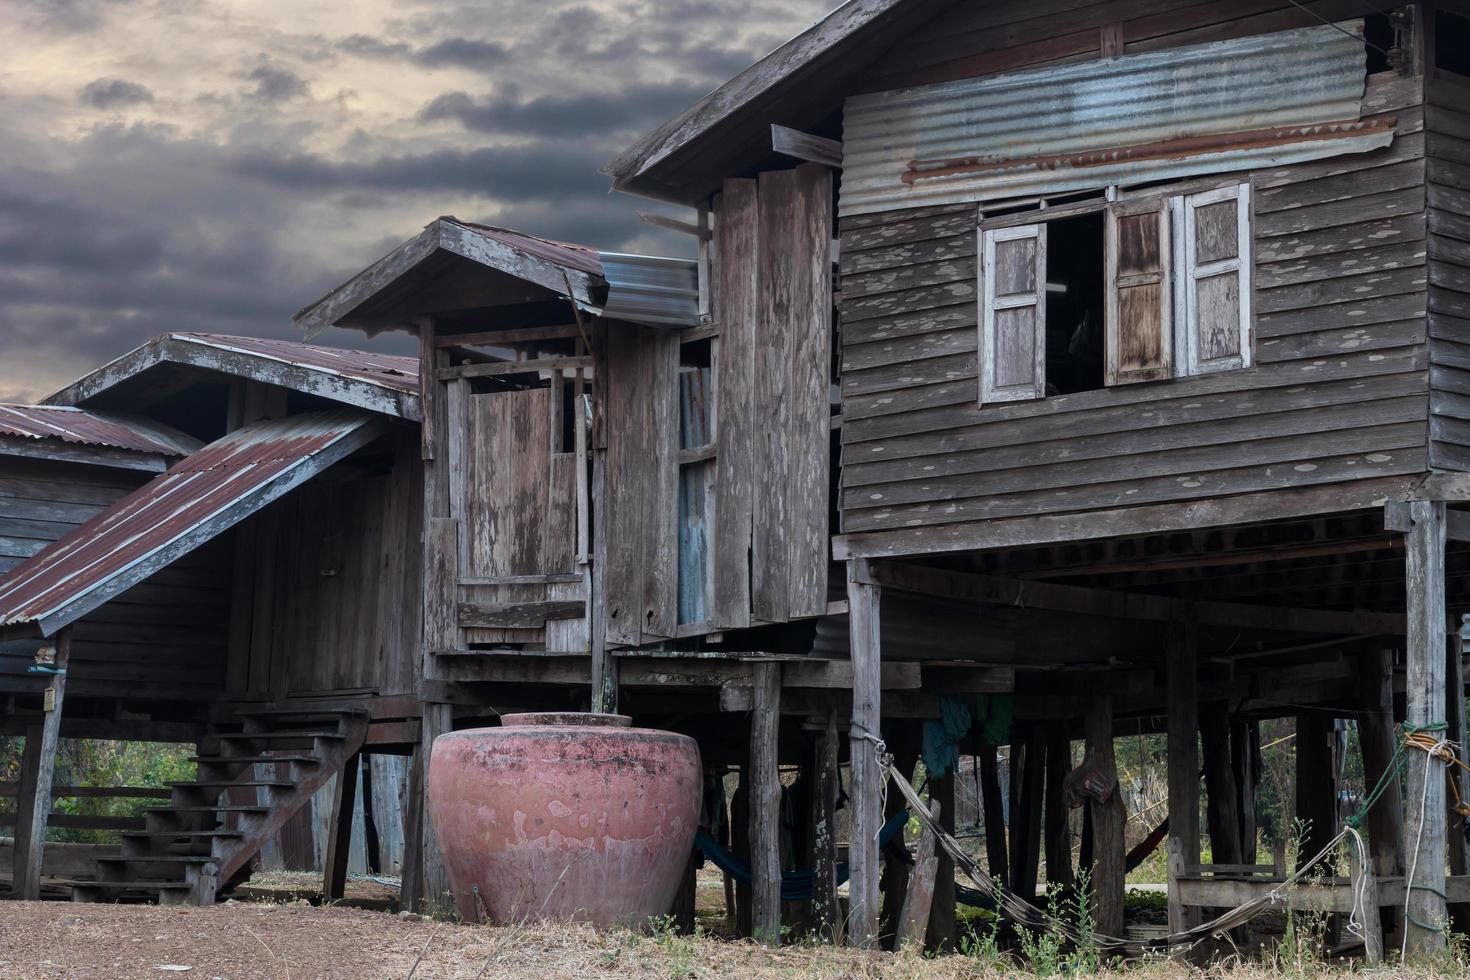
[0,405,199,456]
[0,410,376,630]
[600,253,701,326]
[841,22,1383,216]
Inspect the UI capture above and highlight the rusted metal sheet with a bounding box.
[0,410,382,635]
[169,334,420,396]
[841,22,1388,215]
[0,405,199,456]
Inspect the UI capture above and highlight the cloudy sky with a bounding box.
[0,0,836,402]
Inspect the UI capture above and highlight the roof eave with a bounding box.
[292,218,608,339]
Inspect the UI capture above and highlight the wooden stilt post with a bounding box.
[926,771,957,952]
[1404,498,1448,956]
[14,628,70,900]
[846,557,883,948]
[750,662,782,945]
[812,707,842,945]
[878,741,917,950]
[1166,621,1201,933]
[897,800,942,949]
[1359,647,1405,946]
[323,751,360,902]
[671,850,698,933]
[1445,629,1470,933]
[417,702,449,916]
[360,754,382,876]
[1231,718,1259,865]
[400,735,427,913]
[1200,701,1243,866]
[732,763,752,937]
[1085,694,1125,938]
[1009,726,1046,901]
[979,736,1008,886]
[1295,712,1338,869]
[1044,729,1074,893]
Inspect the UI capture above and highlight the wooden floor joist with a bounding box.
[860,561,1408,635]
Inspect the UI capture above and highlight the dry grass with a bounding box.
[2,899,1468,979]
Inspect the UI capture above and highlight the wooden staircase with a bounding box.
[68,706,367,905]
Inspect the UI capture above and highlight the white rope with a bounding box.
[1401,736,1451,959]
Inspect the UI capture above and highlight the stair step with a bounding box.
[168,780,296,790]
[142,805,269,814]
[234,705,367,718]
[99,855,215,865]
[122,830,243,840]
[191,755,320,765]
[58,879,192,891]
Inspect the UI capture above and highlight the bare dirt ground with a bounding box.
[0,897,1463,980]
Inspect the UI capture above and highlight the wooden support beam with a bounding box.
[1085,694,1126,938]
[1385,500,1470,542]
[861,562,1406,637]
[1044,729,1073,892]
[435,325,583,348]
[811,708,842,945]
[323,751,360,902]
[437,355,593,382]
[637,211,712,241]
[1166,622,1201,933]
[589,451,617,713]
[1201,701,1243,866]
[1296,712,1339,872]
[1404,499,1448,957]
[749,662,782,945]
[846,557,883,947]
[14,630,70,899]
[1231,717,1259,866]
[878,744,915,950]
[897,800,941,950]
[926,772,957,952]
[1447,631,1470,921]
[456,600,584,629]
[1359,649,1406,878]
[1009,727,1045,900]
[979,737,1008,887]
[771,124,843,168]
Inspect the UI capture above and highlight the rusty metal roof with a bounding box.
[293,217,699,336]
[168,333,419,395]
[0,405,200,456]
[0,410,384,635]
[841,22,1387,214]
[45,333,421,421]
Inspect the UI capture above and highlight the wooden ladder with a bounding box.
[68,706,368,905]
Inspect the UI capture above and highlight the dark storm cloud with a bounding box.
[79,77,154,108]
[418,81,712,140]
[247,59,310,101]
[12,0,131,33]
[331,33,508,71]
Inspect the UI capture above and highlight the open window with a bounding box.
[978,181,1252,405]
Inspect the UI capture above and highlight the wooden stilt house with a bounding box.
[596,0,1470,957]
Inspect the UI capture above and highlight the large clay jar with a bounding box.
[427,712,701,928]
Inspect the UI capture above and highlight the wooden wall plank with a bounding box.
[712,179,760,630]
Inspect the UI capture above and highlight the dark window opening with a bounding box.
[1364,13,1392,75]
[1438,10,1470,78]
[1043,212,1105,396]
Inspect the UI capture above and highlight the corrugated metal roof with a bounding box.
[168,334,419,395]
[0,410,383,635]
[841,22,1387,216]
[0,405,200,456]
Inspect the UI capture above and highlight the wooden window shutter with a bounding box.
[1104,198,1172,385]
[979,223,1046,404]
[1173,183,1253,376]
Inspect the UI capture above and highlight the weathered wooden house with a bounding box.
[1,333,426,902]
[592,0,1470,957]
[7,0,1470,963]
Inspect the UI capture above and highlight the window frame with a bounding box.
[1172,182,1254,378]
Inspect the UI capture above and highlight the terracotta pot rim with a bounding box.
[500,711,631,728]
